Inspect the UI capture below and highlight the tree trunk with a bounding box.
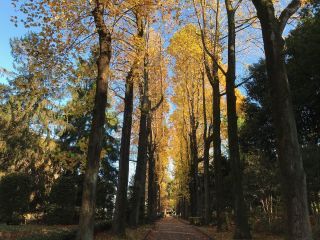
[205,51,223,231]
[186,79,199,218]
[251,1,312,238]
[212,64,223,230]
[77,2,111,240]
[158,182,161,214]
[202,71,210,224]
[203,138,210,222]
[112,70,134,235]
[130,57,150,227]
[189,120,199,217]
[130,104,148,226]
[112,11,144,235]
[224,3,251,239]
[147,126,157,222]
[201,0,223,226]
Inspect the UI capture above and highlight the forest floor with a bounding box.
[0,223,153,240]
[0,223,77,239]
[0,219,288,240]
[143,217,285,240]
[197,225,285,240]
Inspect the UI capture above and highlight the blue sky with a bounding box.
[0,0,296,87]
[0,1,261,85]
[0,1,259,84]
[0,1,28,84]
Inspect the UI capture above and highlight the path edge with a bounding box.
[143,221,158,240]
[175,217,214,240]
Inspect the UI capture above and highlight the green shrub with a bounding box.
[253,216,285,235]
[7,212,25,225]
[0,173,32,224]
[94,220,112,233]
[17,230,76,240]
[49,176,77,208]
[45,176,77,225]
[44,204,75,225]
[313,225,320,240]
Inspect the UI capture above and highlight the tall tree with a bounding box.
[12,1,132,238]
[112,10,144,235]
[77,1,112,239]
[251,0,313,238]
[147,46,167,221]
[210,0,223,228]
[130,52,150,226]
[188,81,200,217]
[128,1,167,226]
[0,34,64,186]
[59,58,119,221]
[201,68,211,224]
[224,0,251,237]
[147,31,169,220]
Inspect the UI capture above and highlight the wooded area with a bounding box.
[0,0,319,239]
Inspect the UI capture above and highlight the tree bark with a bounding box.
[224,2,251,238]
[203,131,210,223]
[212,63,223,230]
[130,56,150,227]
[77,2,111,240]
[147,124,157,222]
[251,1,312,238]
[112,70,134,235]
[204,57,223,229]
[199,0,223,227]
[212,0,223,230]
[202,70,210,224]
[112,11,144,235]
[184,78,199,217]
[189,116,199,217]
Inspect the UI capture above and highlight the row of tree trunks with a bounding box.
[112,69,134,235]
[197,0,224,228]
[77,1,312,240]
[77,1,112,240]
[130,54,150,226]
[112,11,145,235]
[203,59,223,228]
[251,0,312,238]
[203,44,224,231]
[224,1,251,238]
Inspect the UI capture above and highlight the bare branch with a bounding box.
[279,0,301,33]
[193,0,227,76]
[219,76,252,96]
[219,16,258,41]
[151,95,164,112]
[109,86,125,100]
[234,0,244,10]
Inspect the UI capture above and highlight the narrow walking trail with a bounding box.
[145,216,212,240]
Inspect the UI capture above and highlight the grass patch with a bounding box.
[0,224,77,240]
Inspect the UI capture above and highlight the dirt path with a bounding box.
[145,217,212,240]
